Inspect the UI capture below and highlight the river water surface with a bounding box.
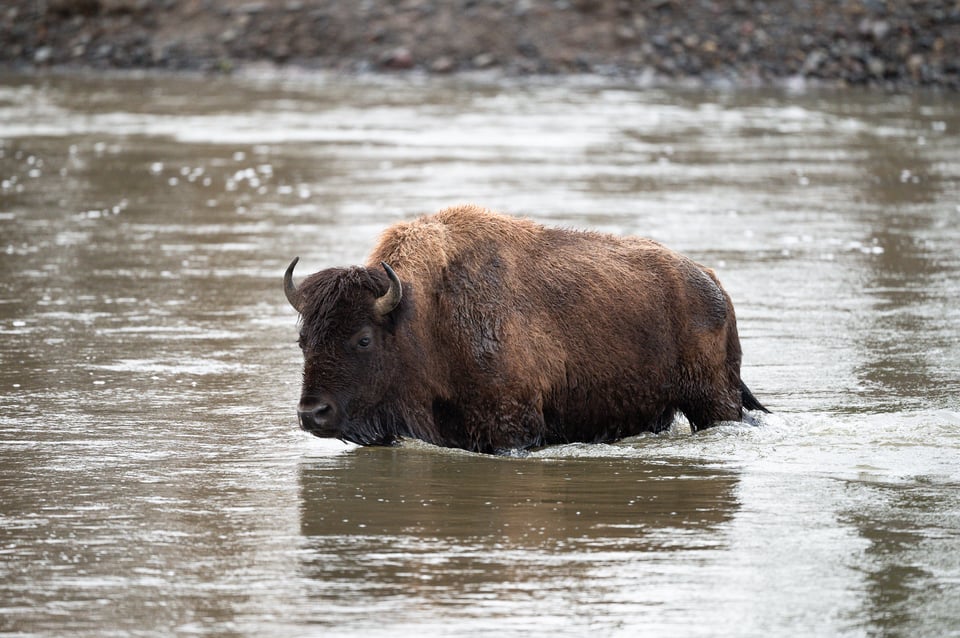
[1,72,959,637]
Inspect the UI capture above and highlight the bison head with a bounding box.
[284,257,404,445]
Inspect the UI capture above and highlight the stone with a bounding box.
[237,3,266,15]
[616,25,637,42]
[472,52,496,68]
[380,47,414,69]
[907,53,924,77]
[34,46,53,63]
[802,49,826,74]
[430,56,455,72]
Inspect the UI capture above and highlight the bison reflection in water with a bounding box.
[284,205,767,453]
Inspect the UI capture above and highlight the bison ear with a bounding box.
[284,257,304,313]
[374,262,403,316]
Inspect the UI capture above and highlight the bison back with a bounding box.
[370,206,743,448]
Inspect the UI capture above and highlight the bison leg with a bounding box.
[683,402,741,431]
[652,407,677,433]
[462,394,547,454]
[679,381,742,432]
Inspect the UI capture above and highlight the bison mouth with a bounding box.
[302,418,398,447]
[298,418,341,439]
[297,413,341,439]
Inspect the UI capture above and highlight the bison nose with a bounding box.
[298,397,339,434]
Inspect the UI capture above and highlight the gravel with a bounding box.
[2,0,958,89]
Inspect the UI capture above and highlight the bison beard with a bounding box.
[285,205,768,454]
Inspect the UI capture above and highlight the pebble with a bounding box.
[379,47,414,70]
[472,53,496,69]
[430,56,455,73]
[33,46,52,64]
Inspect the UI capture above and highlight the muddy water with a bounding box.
[1,72,959,636]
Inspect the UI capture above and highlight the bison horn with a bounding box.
[284,257,303,313]
[374,262,402,316]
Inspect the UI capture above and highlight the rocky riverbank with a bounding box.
[2,0,959,89]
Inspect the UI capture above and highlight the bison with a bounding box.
[284,205,767,453]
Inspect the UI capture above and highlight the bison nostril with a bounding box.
[298,399,336,430]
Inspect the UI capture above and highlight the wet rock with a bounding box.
[102,0,151,14]
[379,47,414,70]
[430,56,455,72]
[571,0,601,11]
[867,56,885,77]
[517,41,539,59]
[802,49,826,74]
[616,25,637,42]
[237,2,266,15]
[48,0,102,17]
[908,53,925,79]
[513,0,534,17]
[859,18,890,41]
[33,46,53,64]
[472,52,496,69]
[272,44,291,63]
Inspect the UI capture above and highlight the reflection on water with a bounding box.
[850,117,956,410]
[843,478,960,637]
[298,447,739,634]
[1,71,959,636]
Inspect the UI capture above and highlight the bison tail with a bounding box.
[740,380,770,414]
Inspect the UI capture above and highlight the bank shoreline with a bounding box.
[2,0,958,91]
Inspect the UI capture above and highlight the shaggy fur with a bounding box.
[290,205,767,453]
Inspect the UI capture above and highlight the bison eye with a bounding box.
[350,327,375,351]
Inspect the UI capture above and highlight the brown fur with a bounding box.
[291,204,766,453]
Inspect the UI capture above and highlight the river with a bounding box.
[1,71,958,636]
